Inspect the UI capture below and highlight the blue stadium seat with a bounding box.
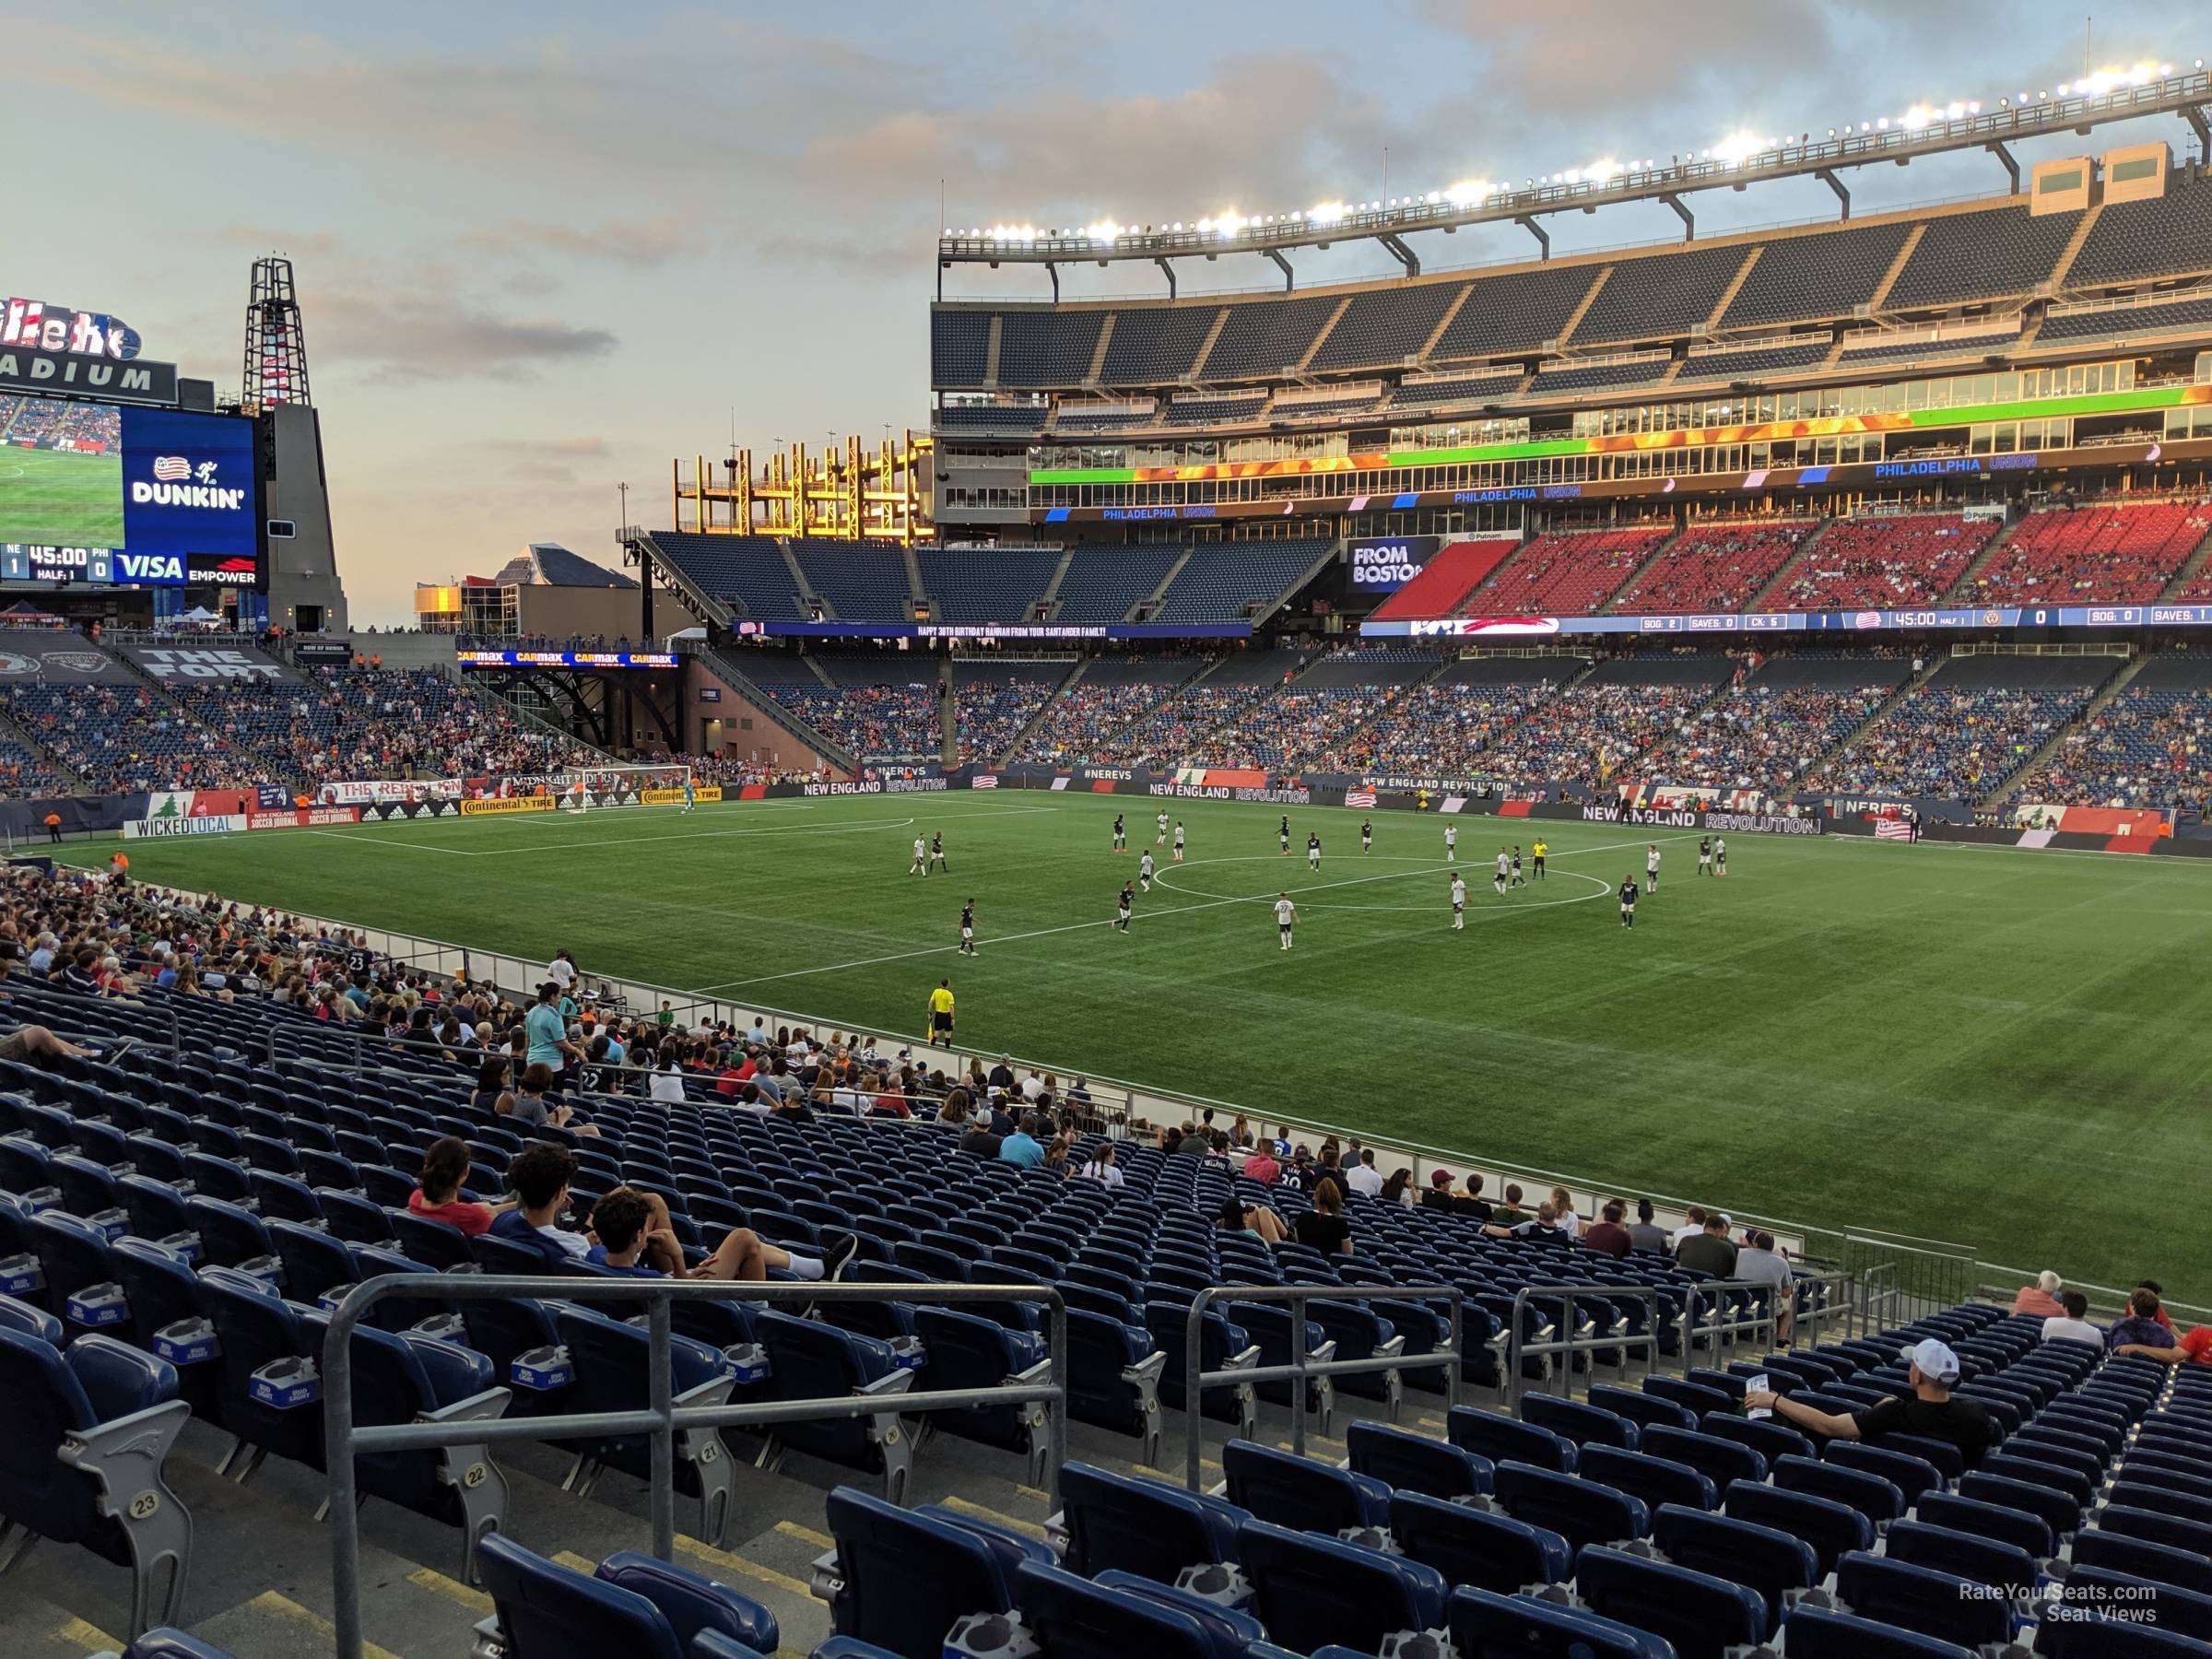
[1647,1503,1814,1641]
[1826,1440,1946,1512]
[1221,1438,1389,1535]
[1833,1550,2012,1650]
[1233,1518,1447,1656]
[1345,1419,1491,1500]
[1882,1519,2038,1598]
[1699,1409,1812,1465]
[909,1307,1050,1485]
[1492,1459,1650,1554]
[1576,1444,1718,1515]
[2056,1566,2212,1644]
[1444,1586,1675,1658]
[1147,1304,1258,1439]
[823,1486,1013,1657]
[1723,1478,1874,1577]
[1084,1571,1273,1659]
[2095,1502,2212,1558]
[1640,1424,1766,1489]
[1772,1452,1905,1529]
[1523,1394,1639,1452]
[553,1306,736,1544]
[1387,1489,1571,1596]
[1779,1605,1980,1657]
[475,1534,777,1659]
[0,1324,191,1638]
[2071,1527,2212,1595]
[1448,1405,1577,1472]
[1587,1383,1696,1434]
[1573,1543,1765,1658]
[119,1630,234,1659]
[1958,1470,2082,1542]
[1012,1559,1235,1659]
[755,1310,915,1505]
[1056,1462,1242,1583]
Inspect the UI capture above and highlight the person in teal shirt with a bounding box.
[999,1113,1045,1168]
[524,982,577,1071]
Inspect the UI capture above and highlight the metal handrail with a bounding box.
[1859,1262,1902,1334]
[322,1273,1068,1659]
[1180,1282,1464,1489]
[1503,1282,1663,1409]
[1790,1269,1856,1348]
[1680,1279,1781,1371]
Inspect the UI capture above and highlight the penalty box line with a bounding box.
[688,830,1700,993]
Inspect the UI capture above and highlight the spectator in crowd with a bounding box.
[582,1186,688,1277]
[1746,1337,1991,1468]
[1735,1229,1795,1346]
[2042,1289,2103,1347]
[1242,1140,1280,1185]
[1671,1205,1709,1251]
[1344,1147,1383,1198]
[1674,1212,1738,1277]
[1453,1174,1491,1222]
[1217,1194,1289,1245]
[488,1143,594,1265]
[1000,1112,1046,1168]
[1582,1199,1632,1258]
[1076,1142,1124,1188]
[1547,1187,1581,1238]
[691,1216,855,1284]
[1418,1169,1459,1211]
[2106,1288,2208,1362]
[1483,1200,1567,1243]
[408,1136,512,1236]
[1626,1198,1670,1255]
[524,982,582,1072]
[1379,1168,1414,1206]
[1290,1178,1352,1255]
[2012,1270,2065,1318]
[1489,1183,1528,1226]
[2137,1280,2176,1330]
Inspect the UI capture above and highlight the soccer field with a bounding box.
[0,446,125,547]
[71,792,2212,1294]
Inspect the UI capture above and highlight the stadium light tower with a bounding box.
[242,254,311,409]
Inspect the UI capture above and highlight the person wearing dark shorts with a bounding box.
[927,980,955,1038]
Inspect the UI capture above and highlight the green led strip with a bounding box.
[1025,384,2194,484]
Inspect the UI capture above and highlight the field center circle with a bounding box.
[1150,853,1612,914]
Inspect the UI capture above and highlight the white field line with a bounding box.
[298,802,1060,858]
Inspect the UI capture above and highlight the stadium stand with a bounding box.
[1150,540,1331,626]
[2006,652,2212,812]
[935,404,1047,434]
[1721,220,1915,328]
[0,849,2203,1656]
[1309,283,1466,372]
[765,655,941,762]
[1183,651,1438,771]
[0,732,69,799]
[1099,306,1217,383]
[1768,513,1999,612]
[641,534,806,620]
[995,312,1107,387]
[920,547,1061,623]
[931,312,992,386]
[1608,520,1816,615]
[1358,656,1584,776]
[1269,391,1381,423]
[1369,538,1521,621]
[1201,295,1337,381]
[1527,357,1673,395]
[1640,655,1911,794]
[790,544,916,622]
[1676,338,1834,382]
[1466,656,1733,782]
[1163,393,1266,426]
[1382,368,1525,409]
[1053,546,1183,622]
[1834,328,2018,364]
[1958,500,2211,606]
[1810,655,2116,799]
[1053,405,1153,433]
[2040,291,2212,343]
[1572,242,1747,346]
[1014,656,1205,765]
[2065,175,2212,287]
[0,683,235,795]
[1114,650,1306,765]
[952,662,1068,763]
[1461,525,1672,617]
[1881,203,2078,310]
[1429,263,1598,360]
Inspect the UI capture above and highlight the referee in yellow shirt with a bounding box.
[1531,838,1548,882]
[926,979,956,1041]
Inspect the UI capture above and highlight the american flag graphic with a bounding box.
[971,774,997,789]
[151,456,192,481]
[1345,790,1376,808]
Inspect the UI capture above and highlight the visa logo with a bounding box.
[117,553,183,582]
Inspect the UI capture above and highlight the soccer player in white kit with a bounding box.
[1274,892,1297,949]
[1451,875,1466,929]
[1172,821,1186,862]
[1714,837,1728,877]
[1444,823,1458,862]
[910,835,927,875]
[1138,850,1156,891]
[1493,847,1510,896]
[1156,810,1170,844]
[1645,843,1661,892]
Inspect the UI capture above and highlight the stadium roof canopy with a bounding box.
[938,68,2212,294]
[490,544,640,590]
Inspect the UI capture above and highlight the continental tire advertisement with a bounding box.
[642,785,723,806]
[460,795,554,817]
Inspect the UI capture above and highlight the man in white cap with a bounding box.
[1745,1336,1991,1468]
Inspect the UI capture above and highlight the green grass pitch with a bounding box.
[0,446,125,547]
[69,792,2212,1295]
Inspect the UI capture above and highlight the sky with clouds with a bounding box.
[12,1,2199,620]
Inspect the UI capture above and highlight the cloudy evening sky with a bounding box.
[10,1,2201,620]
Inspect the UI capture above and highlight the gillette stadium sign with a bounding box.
[0,295,176,406]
